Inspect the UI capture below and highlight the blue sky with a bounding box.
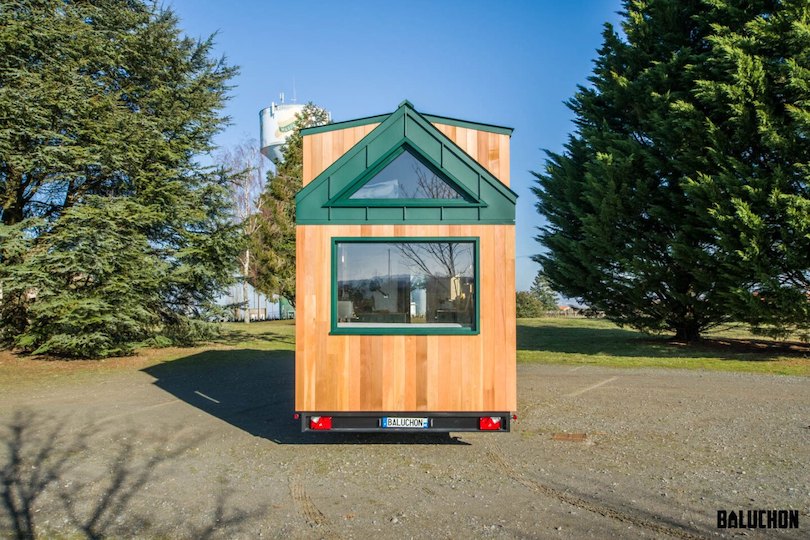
[168,0,624,292]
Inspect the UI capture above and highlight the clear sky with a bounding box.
[167,0,624,292]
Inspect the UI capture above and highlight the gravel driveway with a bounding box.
[1,350,807,539]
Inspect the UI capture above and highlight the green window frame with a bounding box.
[330,237,480,335]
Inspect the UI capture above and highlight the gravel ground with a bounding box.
[1,353,807,539]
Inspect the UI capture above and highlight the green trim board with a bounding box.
[300,113,390,136]
[298,217,516,225]
[421,114,513,136]
[330,236,480,336]
[300,101,513,137]
[297,101,517,225]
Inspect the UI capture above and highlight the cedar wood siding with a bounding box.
[296,120,516,412]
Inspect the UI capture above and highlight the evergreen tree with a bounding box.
[0,1,240,357]
[252,103,329,306]
[534,0,809,342]
[3,199,162,357]
[686,0,810,339]
[530,271,558,311]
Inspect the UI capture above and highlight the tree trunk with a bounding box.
[674,322,701,343]
[242,248,250,324]
[1,168,28,225]
[1,192,25,225]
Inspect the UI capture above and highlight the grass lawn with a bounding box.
[1,317,807,386]
[0,320,296,388]
[517,317,809,376]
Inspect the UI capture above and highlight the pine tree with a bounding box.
[2,199,165,357]
[534,0,809,341]
[251,103,329,306]
[530,272,558,311]
[535,0,722,341]
[0,1,240,357]
[686,0,810,339]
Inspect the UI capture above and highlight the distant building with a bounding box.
[556,304,583,317]
[218,283,293,322]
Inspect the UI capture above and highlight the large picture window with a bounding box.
[332,238,478,334]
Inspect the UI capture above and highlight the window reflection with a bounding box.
[336,241,475,329]
[349,150,463,200]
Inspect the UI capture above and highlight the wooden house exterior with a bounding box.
[295,101,517,432]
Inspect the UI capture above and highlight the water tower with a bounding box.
[259,93,306,163]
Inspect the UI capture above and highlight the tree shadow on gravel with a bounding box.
[522,473,711,539]
[143,349,468,445]
[517,323,809,361]
[0,410,261,539]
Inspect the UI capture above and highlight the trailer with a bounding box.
[294,101,517,432]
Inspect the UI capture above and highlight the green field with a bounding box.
[1,317,807,386]
[517,317,809,376]
[219,317,808,376]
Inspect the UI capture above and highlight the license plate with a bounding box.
[381,417,429,429]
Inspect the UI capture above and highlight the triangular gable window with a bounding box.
[350,149,463,200]
[327,145,484,207]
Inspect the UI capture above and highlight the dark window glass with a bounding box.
[335,241,475,329]
[349,150,463,199]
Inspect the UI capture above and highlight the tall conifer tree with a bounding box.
[251,103,329,307]
[534,0,809,341]
[688,0,810,339]
[0,1,240,356]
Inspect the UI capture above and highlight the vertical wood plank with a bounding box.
[415,335,428,410]
[303,136,313,185]
[499,134,510,186]
[466,127,477,160]
[503,227,517,409]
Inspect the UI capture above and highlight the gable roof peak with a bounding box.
[300,100,513,137]
[295,101,516,224]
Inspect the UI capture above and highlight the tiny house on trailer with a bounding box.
[295,101,516,432]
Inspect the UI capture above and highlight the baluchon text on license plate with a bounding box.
[381,417,429,428]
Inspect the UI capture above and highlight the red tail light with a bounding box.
[479,416,503,431]
[310,416,332,430]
